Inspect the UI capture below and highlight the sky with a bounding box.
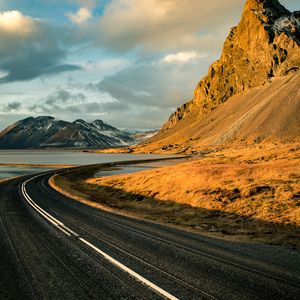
[0,0,298,130]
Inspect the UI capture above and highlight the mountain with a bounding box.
[121,129,159,142]
[143,0,300,152]
[0,116,135,149]
[130,130,159,142]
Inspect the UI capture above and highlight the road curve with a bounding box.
[1,167,300,300]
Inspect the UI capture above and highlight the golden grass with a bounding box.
[90,144,300,225]
[52,144,300,248]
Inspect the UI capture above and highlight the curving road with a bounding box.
[1,166,300,299]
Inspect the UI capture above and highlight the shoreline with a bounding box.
[49,147,300,250]
[0,163,74,168]
[0,154,185,182]
[0,163,74,182]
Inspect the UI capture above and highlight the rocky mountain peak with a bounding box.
[92,119,119,132]
[159,0,300,133]
[73,119,87,124]
[93,119,105,126]
[244,0,290,22]
[241,0,299,44]
[92,119,109,128]
[12,116,62,132]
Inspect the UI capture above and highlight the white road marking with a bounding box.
[79,237,179,300]
[21,176,73,236]
[21,173,180,300]
[23,182,78,236]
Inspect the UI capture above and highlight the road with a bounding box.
[1,166,300,299]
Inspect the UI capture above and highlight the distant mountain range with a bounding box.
[130,130,158,142]
[0,116,135,149]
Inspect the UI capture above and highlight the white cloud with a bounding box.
[0,10,80,83]
[66,7,92,24]
[162,51,207,64]
[93,53,212,109]
[94,0,244,53]
[0,10,35,35]
[0,69,9,79]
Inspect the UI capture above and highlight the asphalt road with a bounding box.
[1,167,300,300]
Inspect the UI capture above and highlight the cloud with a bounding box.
[93,0,244,53]
[0,113,31,131]
[19,80,174,129]
[281,0,300,11]
[0,10,35,35]
[45,89,85,104]
[66,7,92,24]
[1,101,22,112]
[29,89,86,114]
[28,97,130,127]
[96,103,171,129]
[91,53,211,110]
[0,69,9,79]
[162,51,207,64]
[62,100,167,129]
[0,10,80,83]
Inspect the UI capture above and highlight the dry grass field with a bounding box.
[51,143,300,248]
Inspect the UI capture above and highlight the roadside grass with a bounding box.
[51,144,300,249]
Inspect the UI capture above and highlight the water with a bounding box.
[0,165,53,180]
[0,150,177,180]
[94,160,185,178]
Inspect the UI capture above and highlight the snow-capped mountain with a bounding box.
[130,130,158,142]
[0,116,135,149]
[121,129,159,142]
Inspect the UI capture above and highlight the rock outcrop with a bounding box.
[159,0,300,133]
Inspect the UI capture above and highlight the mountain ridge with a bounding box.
[143,0,300,152]
[0,116,134,149]
[159,0,299,131]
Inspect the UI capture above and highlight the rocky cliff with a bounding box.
[159,0,300,134]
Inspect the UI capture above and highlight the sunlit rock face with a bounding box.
[160,0,300,132]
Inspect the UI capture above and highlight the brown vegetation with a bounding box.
[52,2,300,249]
[51,144,300,249]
